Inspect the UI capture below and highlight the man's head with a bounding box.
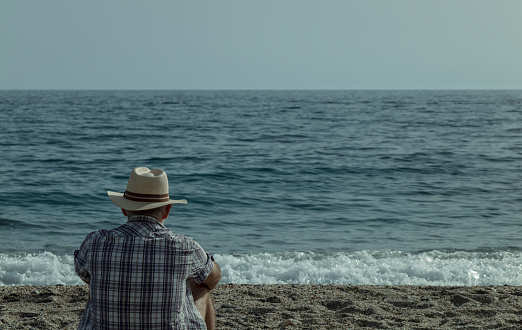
[108,167,186,213]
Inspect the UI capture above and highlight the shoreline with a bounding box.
[1,284,521,329]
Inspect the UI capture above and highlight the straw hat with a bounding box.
[108,167,187,211]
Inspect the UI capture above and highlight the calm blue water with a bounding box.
[1,90,522,286]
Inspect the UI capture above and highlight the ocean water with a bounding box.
[1,90,522,286]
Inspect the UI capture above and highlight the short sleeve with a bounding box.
[74,231,99,283]
[189,240,214,284]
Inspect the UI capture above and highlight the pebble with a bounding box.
[22,319,36,325]
[278,319,300,328]
[221,304,239,309]
[265,296,282,303]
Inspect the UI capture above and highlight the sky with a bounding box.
[1,1,521,90]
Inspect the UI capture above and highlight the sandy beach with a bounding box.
[1,284,521,329]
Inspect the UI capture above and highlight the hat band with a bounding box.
[124,190,170,203]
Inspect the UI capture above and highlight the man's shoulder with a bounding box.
[83,228,110,241]
[165,232,204,250]
[81,227,204,251]
[164,232,195,243]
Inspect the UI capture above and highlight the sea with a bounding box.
[1,90,522,287]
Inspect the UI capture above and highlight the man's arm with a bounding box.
[202,261,221,290]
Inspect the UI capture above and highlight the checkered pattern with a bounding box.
[74,216,214,329]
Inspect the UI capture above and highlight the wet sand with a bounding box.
[1,284,521,329]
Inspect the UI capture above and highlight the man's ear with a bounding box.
[121,209,128,216]
[162,204,172,220]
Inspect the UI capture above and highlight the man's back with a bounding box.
[75,215,213,329]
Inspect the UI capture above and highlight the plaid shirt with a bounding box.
[74,216,214,330]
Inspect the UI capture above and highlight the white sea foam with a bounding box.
[0,252,82,286]
[1,250,521,286]
[218,250,522,285]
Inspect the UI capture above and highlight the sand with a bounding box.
[1,284,521,329]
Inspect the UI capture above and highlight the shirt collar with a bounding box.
[128,215,163,226]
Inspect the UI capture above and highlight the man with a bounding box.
[74,167,221,329]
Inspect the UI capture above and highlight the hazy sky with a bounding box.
[2,1,521,90]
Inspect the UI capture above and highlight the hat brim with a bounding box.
[108,191,187,211]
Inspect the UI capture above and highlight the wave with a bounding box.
[1,249,521,286]
[0,252,79,286]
